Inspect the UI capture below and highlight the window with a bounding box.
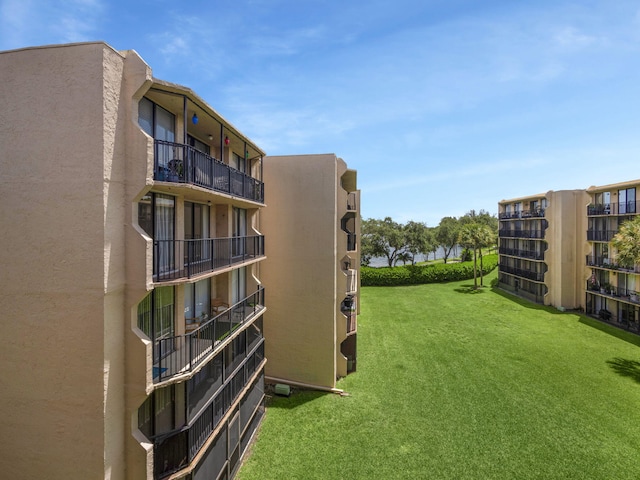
[139,97,175,142]
[136,386,176,439]
[188,134,210,155]
[619,188,636,214]
[184,278,211,321]
[137,286,175,365]
[185,202,211,265]
[232,152,246,174]
[231,267,246,305]
[138,193,175,275]
[185,202,210,240]
[232,207,247,258]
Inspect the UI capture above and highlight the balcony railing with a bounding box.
[346,269,357,293]
[498,229,545,239]
[345,313,357,334]
[154,287,265,383]
[154,140,264,203]
[346,192,357,211]
[498,209,545,219]
[587,201,639,216]
[585,255,640,272]
[498,247,545,260]
[154,235,264,282]
[586,281,640,304]
[154,343,265,478]
[499,264,545,282]
[586,230,617,242]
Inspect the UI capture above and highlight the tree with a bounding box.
[459,222,495,288]
[404,221,434,265]
[435,217,460,263]
[612,216,640,267]
[460,210,498,283]
[361,217,407,267]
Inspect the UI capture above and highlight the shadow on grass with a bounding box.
[606,358,640,384]
[578,316,640,348]
[454,284,488,294]
[266,390,327,410]
[488,286,566,315]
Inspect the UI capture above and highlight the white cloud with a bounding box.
[553,26,601,52]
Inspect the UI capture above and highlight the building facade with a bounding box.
[585,180,640,332]
[261,154,360,390]
[498,181,640,334]
[0,42,268,480]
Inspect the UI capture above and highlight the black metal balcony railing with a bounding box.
[154,235,264,282]
[498,209,545,219]
[586,230,617,242]
[587,201,639,216]
[587,254,640,273]
[154,343,265,478]
[498,229,545,239]
[585,255,640,272]
[586,281,640,304]
[154,140,264,203]
[154,287,265,383]
[498,247,545,260]
[499,264,545,282]
[498,274,547,302]
[346,192,357,211]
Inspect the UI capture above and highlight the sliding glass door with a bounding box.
[232,207,247,258]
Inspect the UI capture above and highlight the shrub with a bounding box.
[361,254,498,287]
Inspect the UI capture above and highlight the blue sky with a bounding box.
[2,0,639,226]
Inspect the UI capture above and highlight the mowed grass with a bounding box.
[238,271,640,479]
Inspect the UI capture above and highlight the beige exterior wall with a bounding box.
[261,154,359,389]
[0,41,270,480]
[499,182,640,314]
[543,190,591,309]
[0,43,150,479]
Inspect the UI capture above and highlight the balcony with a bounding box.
[345,312,357,334]
[153,235,264,282]
[154,287,265,383]
[154,346,265,479]
[498,229,545,239]
[346,269,357,294]
[586,230,617,242]
[586,281,640,304]
[499,264,545,282]
[346,233,357,251]
[587,201,638,216]
[586,255,640,273]
[154,140,264,203]
[498,247,544,260]
[346,192,357,211]
[498,208,545,219]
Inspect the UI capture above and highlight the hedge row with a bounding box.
[361,254,498,287]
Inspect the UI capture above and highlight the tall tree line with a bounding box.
[361,210,498,274]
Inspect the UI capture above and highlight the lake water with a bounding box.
[367,245,461,267]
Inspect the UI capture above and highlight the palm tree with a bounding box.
[612,216,640,267]
[459,223,496,289]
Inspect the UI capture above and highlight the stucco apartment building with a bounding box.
[0,42,360,480]
[498,180,640,334]
[262,154,360,388]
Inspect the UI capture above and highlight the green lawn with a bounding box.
[238,271,640,479]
